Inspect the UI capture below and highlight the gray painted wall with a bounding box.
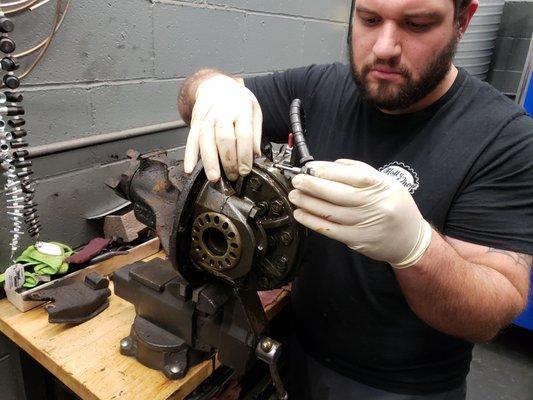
[489,0,533,94]
[0,1,351,268]
[2,0,532,267]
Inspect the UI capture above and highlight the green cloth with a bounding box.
[1,242,74,289]
[22,272,39,288]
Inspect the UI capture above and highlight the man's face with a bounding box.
[350,0,461,111]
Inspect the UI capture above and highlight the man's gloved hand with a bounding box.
[288,159,433,268]
[183,74,263,182]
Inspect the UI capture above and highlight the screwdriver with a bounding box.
[273,163,317,176]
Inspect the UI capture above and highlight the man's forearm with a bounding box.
[394,230,527,342]
[178,68,225,125]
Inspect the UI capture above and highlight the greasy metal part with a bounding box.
[191,212,243,272]
[251,162,303,288]
[108,149,305,290]
[185,175,256,284]
[256,337,288,400]
[108,145,305,386]
[106,149,204,260]
[27,272,111,323]
[114,258,268,379]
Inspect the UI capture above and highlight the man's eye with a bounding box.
[363,17,380,26]
[405,21,430,31]
[357,13,381,26]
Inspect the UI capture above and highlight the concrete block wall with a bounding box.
[0,1,351,269]
[489,0,533,94]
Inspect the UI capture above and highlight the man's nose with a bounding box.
[372,22,401,61]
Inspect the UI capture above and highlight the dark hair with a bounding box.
[347,0,473,33]
[454,0,473,20]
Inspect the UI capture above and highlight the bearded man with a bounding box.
[177,0,533,398]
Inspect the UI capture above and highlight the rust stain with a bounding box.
[152,179,168,192]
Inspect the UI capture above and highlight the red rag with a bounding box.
[258,284,291,308]
[66,237,113,264]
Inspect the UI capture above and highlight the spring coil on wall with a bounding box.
[0,11,39,262]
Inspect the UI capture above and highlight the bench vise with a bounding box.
[107,146,304,397]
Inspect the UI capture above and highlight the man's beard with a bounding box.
[349,34,459,111]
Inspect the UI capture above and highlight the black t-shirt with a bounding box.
[245,63,533,395]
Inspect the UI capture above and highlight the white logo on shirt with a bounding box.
[379,162,420,194]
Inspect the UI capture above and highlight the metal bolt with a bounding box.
[271,198,283,215]
[249,177,262,192]
[250,201,269,220]
[280,231,293,245]
[85,272,109,290]
[261,338,273,353]
[249,206,260,220]
[257,201,269,212]
[259,277,270,288]
[120,338,132,350]
[275,256,287,273]
[169,364,181,374]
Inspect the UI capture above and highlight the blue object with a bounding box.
[515,272,533,330]
[514,67,533,331]
[524,69,533,116]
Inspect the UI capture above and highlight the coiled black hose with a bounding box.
[289,99,314,165]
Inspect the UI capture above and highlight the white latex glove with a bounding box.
[288,159,432,269]
[184,74,263,182]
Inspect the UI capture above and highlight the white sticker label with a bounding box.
[4,263,25,291]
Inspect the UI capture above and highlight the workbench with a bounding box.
[0,250,289,400]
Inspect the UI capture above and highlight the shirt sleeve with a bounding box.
[244,63,339,143]
[444,113,533,255]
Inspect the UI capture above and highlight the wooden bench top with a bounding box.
[0,250,288,400]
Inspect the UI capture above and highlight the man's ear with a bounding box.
[458,0,479,38]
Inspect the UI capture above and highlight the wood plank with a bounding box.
[264,290,290,321]
[104,210,147,243]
